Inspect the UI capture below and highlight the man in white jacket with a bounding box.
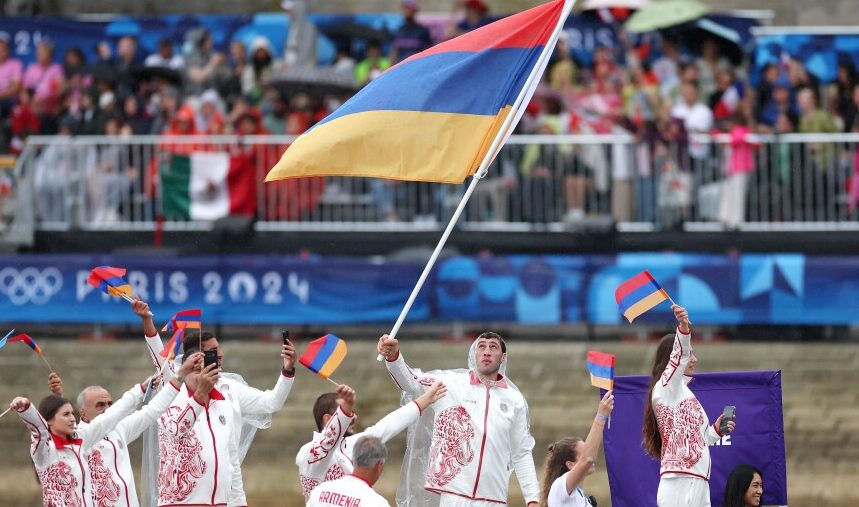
[377,332,540,507]
[307,435,392,507]
[155,338,295,507]
[297,381,446,499]
[132,300,295,507]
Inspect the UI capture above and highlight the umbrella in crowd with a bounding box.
[668,17,746,64]
[320,21,389,43]
[266,66,360,96]
[132,65,184,87]
[624,0,709,33]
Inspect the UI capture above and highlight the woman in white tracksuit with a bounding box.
[642,305,736,507]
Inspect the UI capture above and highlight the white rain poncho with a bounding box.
[393,339,536,507]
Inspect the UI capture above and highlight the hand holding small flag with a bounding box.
[299,334,347,385]
[672,304,691,334]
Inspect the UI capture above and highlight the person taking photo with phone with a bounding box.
[132,299,297,507]
[643,305,737,507]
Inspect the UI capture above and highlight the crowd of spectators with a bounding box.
[1,0,858,229]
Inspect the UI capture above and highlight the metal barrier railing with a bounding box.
[4,133,859,239]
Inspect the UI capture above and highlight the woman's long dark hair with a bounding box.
[540,436,582,507]
[723,464,762,507]
[642,334,676,459]
[38,395,71,423]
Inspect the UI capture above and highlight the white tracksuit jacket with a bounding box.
[296,401,422,499]
[652,327,724,483]
[79,381,182,507]
[16,382,174,507]
[385,353,540,505]
[156,373,293,507]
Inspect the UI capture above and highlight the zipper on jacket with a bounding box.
[206,406,219,505]
[471,384,492,498]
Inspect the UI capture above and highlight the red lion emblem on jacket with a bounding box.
[426,406,475,487]
[38,461,83,507]
[158,408,207,503]
[655,398,706,469]
[88,449,120,507]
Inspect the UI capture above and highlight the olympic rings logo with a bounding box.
[0,267,63,305]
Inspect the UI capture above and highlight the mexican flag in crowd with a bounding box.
[160,152,257,220]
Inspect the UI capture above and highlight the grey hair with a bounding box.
[76,386,104,410]
[353,435,387,468]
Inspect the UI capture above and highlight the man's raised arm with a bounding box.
[377,334,431,398]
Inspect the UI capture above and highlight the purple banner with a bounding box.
[603,371,787,506]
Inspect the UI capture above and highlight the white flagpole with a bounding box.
[377,0,577,361]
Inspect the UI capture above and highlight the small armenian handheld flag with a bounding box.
[160,331,184,361]
[586,350,615,429]
[157,309,202,374]
[162,309,202,333]
[88,266,134,302]
[586,350,616,391]
[299,334,347,385]
[614,270,673,323]
[1,333,54,371]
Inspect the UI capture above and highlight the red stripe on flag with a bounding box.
[587,350,615,368]
[614,270,657,303]
[299,338,325,370]
[399,0,563,66]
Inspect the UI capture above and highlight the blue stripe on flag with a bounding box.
[587,362,614,379]
[617,283,662,315]
[308,335,339,373]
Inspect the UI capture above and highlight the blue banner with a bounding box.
[753,33,859,85]
[0,255,428,324]
[1,253,858,325]
[604,371,787,506]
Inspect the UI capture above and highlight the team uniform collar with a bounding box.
[51,432,82,449]
[469,370,508,388]
[185,385,226,401]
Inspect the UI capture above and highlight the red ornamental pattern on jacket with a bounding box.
[655,398,706,469]
[158,408,207,503]
[299,475,321,499]
[37,461,83,507]
[661,337,683,387]
[88,449,120,507]
[309,422,340,464]
[326,463,344,482]
[299,453,347,498]
[426,406,475,487]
